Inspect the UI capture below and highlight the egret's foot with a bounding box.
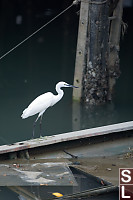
[38,136,44,141]
[38,135,45,140]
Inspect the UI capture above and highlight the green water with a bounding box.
[0,4,132,146]
[0,0,78,144]
[0,1,133,199]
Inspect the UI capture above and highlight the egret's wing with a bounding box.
[21,92,54,118]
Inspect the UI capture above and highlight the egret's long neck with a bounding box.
[55,85,64,103]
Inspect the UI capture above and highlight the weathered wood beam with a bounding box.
[0,120,133,157]
[73,0,123,104]
[82,0,109,105]
[108,0,123,100]
[73,0,89,101]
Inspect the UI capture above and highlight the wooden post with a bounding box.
[73,0,109,105]
[72,101,81,131]
[82,0,109,105]
[108,0,123,100]
[73,0,123,105]
[73,0,90,101]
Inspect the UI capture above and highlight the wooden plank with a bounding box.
[108,0,123,100]
[73,0,89,101]
[0,121,133,155]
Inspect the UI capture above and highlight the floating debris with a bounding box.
[106,168,112,171]
[52,192,63,197]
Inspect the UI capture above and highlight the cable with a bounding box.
[0,3,74,60]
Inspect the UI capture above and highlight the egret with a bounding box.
[21,81,78,138]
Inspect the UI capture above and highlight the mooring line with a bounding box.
[0,1,78,61]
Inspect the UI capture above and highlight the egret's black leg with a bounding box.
[39,115,43,137]
[32,115,39,139]
[32,121,36,139]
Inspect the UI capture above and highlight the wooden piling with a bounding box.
[83,0,109,105]
[73,0,110,104]
[73,0,123,104]
[108,0,123,100]
[73,0,90,101]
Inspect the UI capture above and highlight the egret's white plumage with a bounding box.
[21,81,78,138]
[21,92,54,119]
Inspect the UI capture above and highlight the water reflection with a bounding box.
[72,101,133,131]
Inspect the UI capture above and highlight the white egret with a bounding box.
[21,81,78,138]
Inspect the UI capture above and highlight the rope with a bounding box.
[0,2,76,60]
